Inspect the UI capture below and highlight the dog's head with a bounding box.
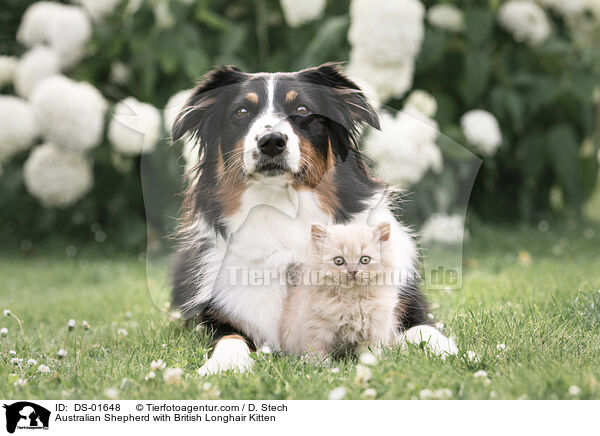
[172,63,379,188]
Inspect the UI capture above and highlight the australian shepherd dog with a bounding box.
[171,63,457,374]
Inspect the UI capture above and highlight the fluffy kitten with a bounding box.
[280,222,400,359]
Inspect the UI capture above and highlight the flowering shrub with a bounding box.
[0,0,598,249]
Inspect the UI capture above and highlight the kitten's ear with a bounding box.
[376,222,391,242]
[311,224,327,247]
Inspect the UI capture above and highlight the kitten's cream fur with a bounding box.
[280,222,400,358]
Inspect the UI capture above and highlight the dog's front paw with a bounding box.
[197,337,255,376]
[403,325,458,359]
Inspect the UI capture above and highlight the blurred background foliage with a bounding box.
[0,0,598,252]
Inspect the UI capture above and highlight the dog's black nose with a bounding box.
[257,132,287,157]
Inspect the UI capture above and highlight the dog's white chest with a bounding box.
[212,182,328,347]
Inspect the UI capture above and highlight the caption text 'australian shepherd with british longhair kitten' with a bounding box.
[170,62,458,375]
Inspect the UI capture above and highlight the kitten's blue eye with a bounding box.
[333,257,345,266]
[359,256,371,264]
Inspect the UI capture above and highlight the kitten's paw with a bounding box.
[403,325,458,359]
[197,337,254,376]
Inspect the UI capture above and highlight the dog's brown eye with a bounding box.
[234,107,248,118]
[359,256,371,264]
[296,105,310,115]
[333,256,345,266]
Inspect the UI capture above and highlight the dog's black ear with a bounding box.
[171,65,246,142]
[298,62,379,130]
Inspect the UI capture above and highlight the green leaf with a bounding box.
[184,49,209,78]
[463,8,494,47]
[294,15,349,69]
[416,29,448,72]
[546,124,582,212]
[458,50,490,105]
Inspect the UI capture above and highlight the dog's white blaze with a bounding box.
[267,75,275,113]
[242,75,301,174]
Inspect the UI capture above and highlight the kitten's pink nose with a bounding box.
[348,269,357,278]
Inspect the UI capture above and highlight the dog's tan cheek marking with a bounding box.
[285,90,298,103]
[314,171,340,217]
[216,142,225,177]
[217,139,246,217]
[245,92,259,104]
[297,136,328,188]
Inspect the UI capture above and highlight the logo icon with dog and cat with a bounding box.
[2,402,50,434]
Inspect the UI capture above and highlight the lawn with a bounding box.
[1,223,600,400]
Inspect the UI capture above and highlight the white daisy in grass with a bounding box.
[473,370,488,378]
[57,349,67,359]
[82,320,90,330]
[568,385,581,396]
[13,378,27,387]
[354,364,372,386]
[359,352,378,366]
[117,329,128,336]
[150,359,166,371]
[9,350,16,356]
[328,386,347,400]
[144,371,156,381]
[331,367,340,374]
[163,368,184,385]
[68,319,76,331]
[361,388,377,399]
[27,359,37,366]
[38,364,50,373]
[104,388,119,400]
[466,350,481,363]
[11,358,23,365]
[497,343,507,351]
[0,328,7,336]
[3,310,10,316]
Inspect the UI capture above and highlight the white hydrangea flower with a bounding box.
[420,213,466,245]
[0,56,17,88]
[164,89,194,133]
[153,0,175,29]
[537,0,586,17]
[109,61,131,85]
[31,75,106,152]
[349,0,424,66]
[280,0,326,28]
[164,89,198,171]
[347,0,424,101]
[498,1,551,46]
[14,47,61,99]
[427,4,465,32]
[364,110,442,187]
[347,52,415,101]
[0,96,39,161]
[460,109,502,156]
[17,2,92,68]
[23,143,93,208]
[74,0,121,21]
[109,97,162,156]
[405,90,437,118]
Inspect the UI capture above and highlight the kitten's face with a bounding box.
[311,222,392,287]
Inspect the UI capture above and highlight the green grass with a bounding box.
[1,223,600,400]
